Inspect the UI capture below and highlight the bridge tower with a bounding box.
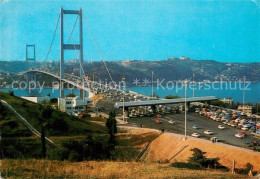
[26,44,36,88]
[60,8,84,99]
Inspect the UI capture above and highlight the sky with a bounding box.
[0,0,260,63]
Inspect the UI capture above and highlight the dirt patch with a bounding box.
[144,132,260,171]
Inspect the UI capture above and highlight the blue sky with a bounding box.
[0,0,259,63]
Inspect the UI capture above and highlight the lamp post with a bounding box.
[243,76,246,113]
[122,76,125,123]
[193,73,195,98]
[184,79,187,140]
[152,71,154,98]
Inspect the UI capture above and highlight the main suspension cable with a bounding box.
[44,13,60,62]
[82,12,115,84]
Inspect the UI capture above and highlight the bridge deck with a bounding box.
[114,96,218,108]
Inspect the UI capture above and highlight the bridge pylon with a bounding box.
[26,44,36,89]
[60,8,84,99]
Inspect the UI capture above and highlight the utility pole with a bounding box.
[243,76,246,113]
[193,73,195,98]
[122,76,125,123]
[152,71,154,98]
[184,79,187,140]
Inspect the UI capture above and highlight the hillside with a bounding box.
[0,59,259,87]
[1,159,243,178]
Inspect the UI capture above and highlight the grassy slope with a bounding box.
[0,91,107,137]
[1,159,243,178]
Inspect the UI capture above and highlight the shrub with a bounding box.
[8,91,14,96]
[188,148,228,170]
[68,151,81,162]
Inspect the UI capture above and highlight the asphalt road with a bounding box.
[127,112,260,148]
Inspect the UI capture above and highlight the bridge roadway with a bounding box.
[22,69,121,96]
[23,70,218,109]
[114,96,218,108]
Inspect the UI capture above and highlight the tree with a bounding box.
[189,148,222,169]
[41,125,46,158]
[8,91,14,96]
[165,95,181,99]
[66,93,76,97]
[106,112,117,135]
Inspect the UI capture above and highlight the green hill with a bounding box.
[0,91,107,137]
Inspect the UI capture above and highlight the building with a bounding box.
[220,98,234,106]
[237,105,252,115]
[58,96,90,115]
[21,96,50,103]
[179,56,190,60]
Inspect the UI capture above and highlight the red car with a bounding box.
[156,120,161,124]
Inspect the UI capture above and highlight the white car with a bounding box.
[235,133,245,139]
[241,127,249,131]
[191,133,200,138]
[210,137,219,142]
[169,120,175,124]
[218,125,225,130]
[204,130,214,135]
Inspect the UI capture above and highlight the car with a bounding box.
[204,130,214,135]
[191,133,200,138]
[155,120,161,124]
[218,125,225,130]
[210,137,219,142]
[235,133,245,138]
[169,120,175,124]
[241,127,249,131]
[192,125,199,129]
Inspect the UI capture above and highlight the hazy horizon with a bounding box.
[0,0,259,63]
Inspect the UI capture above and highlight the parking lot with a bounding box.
[127,112,260,148]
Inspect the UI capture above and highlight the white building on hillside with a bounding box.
[58,96,90,114]
[21,96,50,103]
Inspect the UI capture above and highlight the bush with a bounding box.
[47,148,70,161]
[235,163,257,175]
[171,162,203,170]
[68,151,81,162]
[188,148,228,170]
[8,91,14,96]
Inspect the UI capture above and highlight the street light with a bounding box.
[184,79,187,140]
[193,73,195,98]
[152,71,154,98]
[122,76,125,123]
[243,76,246,113]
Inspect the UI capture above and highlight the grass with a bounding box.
[0,91,107,136]
[1,159,244,178]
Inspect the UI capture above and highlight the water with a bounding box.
[1,82,259,104]
[126,82,260,104]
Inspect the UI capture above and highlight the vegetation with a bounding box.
[66,93,76,97]
[1,159,242,179]
[172,148,228,171]
[165,94,181,99]
[0,91,108,160]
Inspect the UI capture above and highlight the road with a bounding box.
[127,112,260,148]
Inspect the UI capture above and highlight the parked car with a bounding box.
[210,137,219,142]
[235,133,245,139]
[168,120,175,124]
[218,125,225,130]
[155,120,161,124]
[241,127,249,131]
[191,133,200,138]
[204,130,214,135]
[192,125,199,129]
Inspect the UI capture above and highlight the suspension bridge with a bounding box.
[19,8,218,112]
[20,8,121,100]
